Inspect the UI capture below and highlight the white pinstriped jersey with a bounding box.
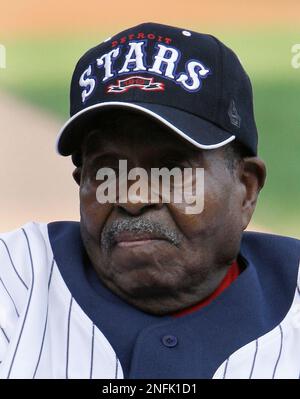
[0,223,123,379]
[0,222,299,379]
[213,278,300,379]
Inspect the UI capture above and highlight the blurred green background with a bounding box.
[0,1,299,237]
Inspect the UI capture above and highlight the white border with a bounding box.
[55,102,236,155]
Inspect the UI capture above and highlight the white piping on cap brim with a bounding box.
[55,101,236,154]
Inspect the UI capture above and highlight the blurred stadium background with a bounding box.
[0,0,299,237]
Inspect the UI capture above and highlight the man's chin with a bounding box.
[106,239,177,272]
[102,275,200,316]
[106,263,186,300]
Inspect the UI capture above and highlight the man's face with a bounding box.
[76,111,258,315]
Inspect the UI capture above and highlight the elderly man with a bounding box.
[0,23,299,379]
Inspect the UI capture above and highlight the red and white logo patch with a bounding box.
[107,76,165,94]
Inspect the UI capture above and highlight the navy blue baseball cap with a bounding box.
[56,22,258,160]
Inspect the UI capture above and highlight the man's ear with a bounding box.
[72,167,82,186]
[239,157,266,230]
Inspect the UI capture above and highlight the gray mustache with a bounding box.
[100,217,182,252]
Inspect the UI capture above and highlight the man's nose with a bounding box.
[117,192,163,216]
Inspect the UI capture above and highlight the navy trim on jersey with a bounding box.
[48,221,300,378]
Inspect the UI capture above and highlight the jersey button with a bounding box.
[161,335,178,348]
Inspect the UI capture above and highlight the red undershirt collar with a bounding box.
[172,261,240,318]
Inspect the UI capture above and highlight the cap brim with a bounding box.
[56,101,235,156]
